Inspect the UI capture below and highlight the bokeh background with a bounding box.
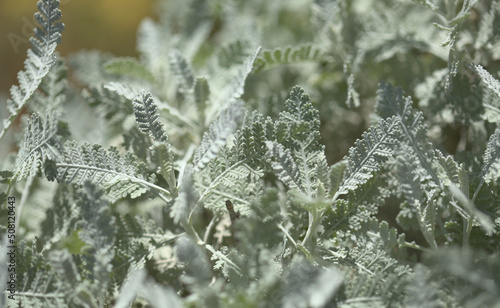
[0,0,156,93]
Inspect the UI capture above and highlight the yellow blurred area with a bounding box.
[0,0,156,92]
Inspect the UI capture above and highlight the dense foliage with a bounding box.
[1,0,500,307]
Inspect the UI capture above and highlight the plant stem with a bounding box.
[183,216,202,243]
[463,217,473,247]
[403,241,426,251]
[302,208,321,248]
[471,178,484,204]
[277,223,298,248]
[203,215,218,243]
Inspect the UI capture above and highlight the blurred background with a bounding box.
[0,0,156,93]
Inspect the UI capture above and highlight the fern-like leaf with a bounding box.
[396,154,425,209]
[1,0,64,141]
[132,91,168,142]
[113,214,173,286]
[76,182,116,297]
[211,47,261,115]
[170,165,196,223]
[481,127,500,184]
[12,242,68,307]
[54,141,169,202]
[268,86,325,198]
[481,86,500,123]
[275,86,322,152]
[102,82,197,130]
[468,64,500,122]
[31,55,67,113]
[338,116,400,195]
[266,141,302,190]
[104,81,142,100]
[39,183,80,250]
[103,57,156,83]
[376,82,494,234]
[217,40,254,68]
[436,150,468,190]
[194,111,271,215]
[150,141,176,191]
[14,111,63,181]
[83,83,133,126]
[253,44,323,73]
[170,49,195,93]
[49,250,97,307]
[193,100,245,172]
[315,152,330,189]
[328,160,347,198]
[233,111,273,168]
[376,82,441,187]
[344,55,363,108]
[469,64,500,98]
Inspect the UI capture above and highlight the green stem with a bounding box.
[463,178,484,246]
[302,208,321,248]
[463,217,473,247]
[403,241,427,252]
[277,223,298,248]
[203,215,218,243]
[471,178,484,204]
[183,216,202,244]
